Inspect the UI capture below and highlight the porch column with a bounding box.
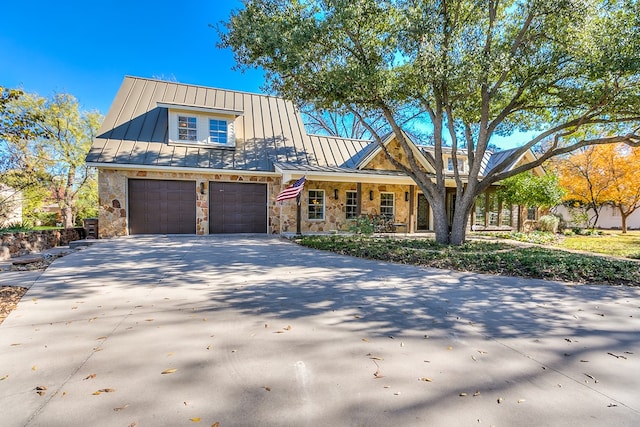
[356,182,362,216]
[409,185,415,233]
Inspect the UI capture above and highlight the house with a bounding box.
[0,184,23,228]
[87,76,542,238]
[553,204,640,230]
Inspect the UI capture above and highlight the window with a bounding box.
[501,204,512,226]
[475,194,486,225]
[209,119,228,144]
[527,207,538,220]
[346,191,358,219]
[178,116,197,141]
[447,157,464,172]
[488,193,499,226]
[308,190,324,220]
[380,193,394,218]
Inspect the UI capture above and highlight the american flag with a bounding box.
[276,176,306,202]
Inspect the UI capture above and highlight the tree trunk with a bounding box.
[621,211,628,234]
[431,197,450,244]
[450,196,473,245]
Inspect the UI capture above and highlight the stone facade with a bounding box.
[98,169,281,238]
[278,180,413,234]
[0,228,84,260]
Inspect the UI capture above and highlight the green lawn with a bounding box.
[557,230,640,259]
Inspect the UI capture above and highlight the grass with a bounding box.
[296,235,640,286]
[556,230,640,259]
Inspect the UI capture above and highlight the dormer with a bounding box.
[158,101,244,149]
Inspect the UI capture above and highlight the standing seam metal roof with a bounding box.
[87,76,372,171]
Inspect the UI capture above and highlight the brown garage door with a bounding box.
[128,179,196,234]
[209,182,267,233]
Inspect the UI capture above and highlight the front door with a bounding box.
[417,194,430,230]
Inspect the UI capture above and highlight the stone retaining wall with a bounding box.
[0,228,84,260]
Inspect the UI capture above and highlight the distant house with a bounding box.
[87,76,543,238]
[554,204,640,230]
[0,185,23,227]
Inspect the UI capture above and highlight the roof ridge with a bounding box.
[307,133,373,143]
[123,75,280,99]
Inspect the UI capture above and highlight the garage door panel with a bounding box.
[209,182,267,234]
[128,179,196,234]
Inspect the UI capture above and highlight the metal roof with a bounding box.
[87,76,373,172]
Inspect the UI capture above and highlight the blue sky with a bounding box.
[0,0,263,114]
[1,0,526,149]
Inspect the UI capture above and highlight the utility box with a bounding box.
[83,218,99,239]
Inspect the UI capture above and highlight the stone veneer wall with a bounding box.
[98,169,281,238]
[0,228,84,260]
[278,180,413,234]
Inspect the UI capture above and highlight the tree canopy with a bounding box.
[220,0,640,244]
[0,89,101,228]
[555,144,640,232]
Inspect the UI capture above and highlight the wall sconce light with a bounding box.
[405,191,409,202]
[369,190,374,201]
[334,189,339,200]
[199,182,206,195]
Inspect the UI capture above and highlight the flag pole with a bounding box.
[296,192,302,236]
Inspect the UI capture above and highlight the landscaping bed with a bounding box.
[297,235,640,286]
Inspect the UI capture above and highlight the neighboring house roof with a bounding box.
[87,76,370,172]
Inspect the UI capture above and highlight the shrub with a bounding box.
[537,214,560,233]
[348,216,375,235]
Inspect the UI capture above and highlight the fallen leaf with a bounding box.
[31,365,37,371]
[62,391,66,396]
[84,374,96,380]
[0,375,8,381]
[361,338,369,342]
[114,404,130,412]
[473,391,481,397]
[212,422,220,427]
[369,356,384,361]
[518,399,526,403]
[190,418,201,422]
[608,403,618,407]
[477,350,488,354]
[418,377,432,382]
[263,386,271,391]
[497,397,504,404]
[264,323,268,328]
[145,319,154,322]
[36,391,46,396]
[284,325,292,331]
[127,422,137,427]
[161,368,177,374]
[400,342,405,347]
[98,388,116,393]
[274,331,284,334]
[471,355,477,361]
[447,346,453,350]
[394,392,401,395]
[96,336,107,340]
[92,391,101,395]
[374,370,384,379]
[206,345,213,350]
[35,386,47,391]
[459,392,467,397]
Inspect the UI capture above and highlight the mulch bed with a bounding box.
[0,286,28,324]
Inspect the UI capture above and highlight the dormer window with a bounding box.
[167,111,235,147]
[447,157,464,172]
[209,119,228,144]
[178,116,197,141]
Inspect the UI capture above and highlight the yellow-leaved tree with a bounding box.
[556,144,640,233]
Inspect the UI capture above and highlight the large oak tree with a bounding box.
[220,0,640,244]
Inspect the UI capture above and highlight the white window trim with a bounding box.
[168,110,235,147]
[446,157,465,173]
[346,190,358,219]
[308,189,325,221]
[380,192,395,218]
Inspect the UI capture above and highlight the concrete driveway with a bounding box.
[0,235,639,426]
